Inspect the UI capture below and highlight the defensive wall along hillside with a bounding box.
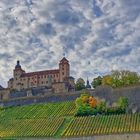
[1,85,140,109]
[91,85,140,112]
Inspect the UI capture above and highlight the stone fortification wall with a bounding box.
[1,85,140,110]
[92,85,140,112]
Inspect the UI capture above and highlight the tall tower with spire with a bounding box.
[86,77,91,89]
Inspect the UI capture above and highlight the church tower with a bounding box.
[86,78,91,89]
[59,57,70,82]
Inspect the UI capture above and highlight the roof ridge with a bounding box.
[21,69,59,77]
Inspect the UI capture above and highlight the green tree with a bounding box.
[111,70,140,88]
[91,76,102,88]
[75,78,85,91]
[102,75,112,86]
[101,70,140,88]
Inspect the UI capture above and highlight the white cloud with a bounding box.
[0,0,140,87]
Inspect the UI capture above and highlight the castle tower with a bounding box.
[13,61,25,90]
[59,57,70,82]
[13,60,25,79]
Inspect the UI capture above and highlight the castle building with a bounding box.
[8,57,74,92]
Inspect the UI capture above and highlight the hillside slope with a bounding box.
[0,101,140,138]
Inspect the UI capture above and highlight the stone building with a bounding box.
[8,57,75,92]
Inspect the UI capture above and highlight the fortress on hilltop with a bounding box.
[8,57,74,91]
[0,57,75,102]
[0,57,140,111]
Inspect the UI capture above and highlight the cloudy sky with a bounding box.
[0,0,140,87]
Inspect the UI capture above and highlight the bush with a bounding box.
[75,104,93,116]
[75,104,99,117]
[117,97,128,110]
[75,91,128,117]
[96,101,106,114]
[105,107,125,115]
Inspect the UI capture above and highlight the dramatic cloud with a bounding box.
[0,0,140,87]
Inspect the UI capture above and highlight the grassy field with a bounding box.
[0,101,140,138]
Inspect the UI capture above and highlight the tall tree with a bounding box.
[102,75,112,86]
[111,70,140,88]
[75,78,85,91]
[91,76,102,88]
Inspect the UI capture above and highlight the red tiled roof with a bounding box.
[21,69,59,77]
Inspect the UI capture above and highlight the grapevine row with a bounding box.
[0,118,64,138]
[0,101,76,120]
[62,114,140,137]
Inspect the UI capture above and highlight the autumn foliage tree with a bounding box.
[75,91,129,116]
[75,91,98,116]
[101,70,140,88]
[102,75,112,86]
[111,70,140,87]
[89,96,97,108]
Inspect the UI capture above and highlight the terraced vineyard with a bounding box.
[0,101,140,138]
[0,118,64,137]
[0,101,76,119]
[62,114,140,137]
